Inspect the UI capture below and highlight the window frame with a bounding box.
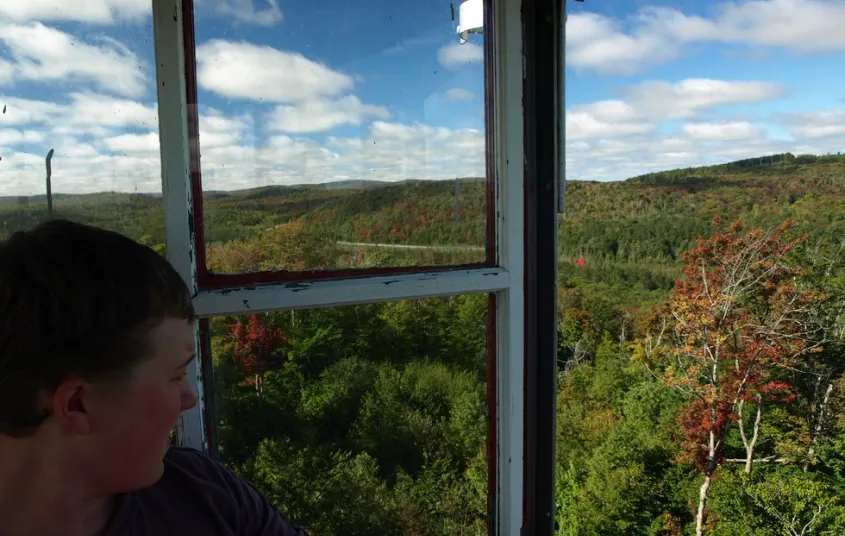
[150,0,559,533]
[182,0,497,290]
[521,0,561,533]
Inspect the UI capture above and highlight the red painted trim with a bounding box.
[180,0,208,288]
[484,0,496,267]
[197,262,485,289]
[482,5,497,535]
[486,293,497,536]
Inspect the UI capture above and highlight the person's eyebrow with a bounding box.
[176,354,196,370]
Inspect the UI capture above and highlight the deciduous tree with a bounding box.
[659,219,826,535]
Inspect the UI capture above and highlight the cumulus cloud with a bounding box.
[567,78,783,141]
[206,0,282,26]
[566,12,677,76]
[437,42,483,69]
[0,128,43,145]
[681,121,763,141]
[102,132,159,153]
[199,108,255,149]
[567,0,845,75]
[443,88,475,101]
[0,94,487,194]
[566,110,845,183]
[567,104,654,141]
[267,96,390,134]
[0,0,150,24]
[623,79,784,120]
[194,40,389,135]
[0,21,149,98]
[778,110,845,140]
[644,0,845,52]
[184,119,486,192]
[196,40,353,102]
[0,141,162,196]
[3,90,843,195]
[0,93,157,137]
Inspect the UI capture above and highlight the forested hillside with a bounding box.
[2,152,844,535]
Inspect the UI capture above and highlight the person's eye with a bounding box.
[172,372,188,382]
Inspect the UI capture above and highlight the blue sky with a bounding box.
[0,0,844,195]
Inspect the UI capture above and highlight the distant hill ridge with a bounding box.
[1,155,842,263]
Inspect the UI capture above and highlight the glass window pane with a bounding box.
[208,295,491,534]
[192,1,489,275]
[0,4,164,246]
[559,1,845,533]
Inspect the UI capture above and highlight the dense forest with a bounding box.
[2,151,844,535]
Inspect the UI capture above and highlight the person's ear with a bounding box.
[50,377,93,435]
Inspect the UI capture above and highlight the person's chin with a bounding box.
[140,460,167,489]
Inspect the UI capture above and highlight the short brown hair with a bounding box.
[0,219,195,436]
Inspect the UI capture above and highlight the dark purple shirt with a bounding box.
[102,446,309,535]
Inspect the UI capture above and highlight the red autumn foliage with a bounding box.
[659,218,826,535]
[229,313,288,389]
[664,218,824,472]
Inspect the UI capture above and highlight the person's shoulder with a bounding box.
[160,446,257,504]
[159,446,310,535]
[163,445,224,477]
[159,446,245,512]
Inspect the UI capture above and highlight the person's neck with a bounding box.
[0,436,116,536]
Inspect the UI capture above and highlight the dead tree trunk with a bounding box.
[696,473,712,536]
[738,393,763,474]
[695,427,717,536]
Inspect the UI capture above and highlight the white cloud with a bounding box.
[567,0,845,75]
[0,58,14,84]
[682,121,762,141]
[0,21,148,98]
[2,93,843,196]
[193,120,485,192]
[102,132,159,153]
[267,96,389,134]
[645,0,845,53]
[0,0,149,23]
[199,108,254,149]
[0,94,488,194]
[0,143,161,196]
[0,93,157,144]
[623,79,784,120]
[59,93,158,130]
[437,42,483,69]
[566,135,782,182]
[196,40,353,102]
[567,104,654,141]
[681,121,762,141]
[779,110,845,140]
[0,128,43,145]
[207,0,282,26]
[565,110,845,183]
[567,79,782,141]
[566,12,677,75]
[0,96,64,126]
[443,88,475,101]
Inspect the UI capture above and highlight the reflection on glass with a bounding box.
[210,295,490,535]
[194,1,489,273]
[0,4,164,245]
[558,1,845,534]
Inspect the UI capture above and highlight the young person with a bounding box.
[0,220,309,536]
